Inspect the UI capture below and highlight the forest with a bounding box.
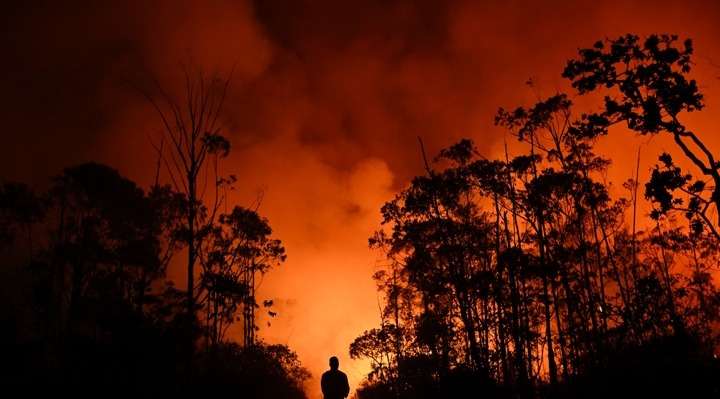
[0,64,309,397]
[349,34,720,399]
[1,34,719,398]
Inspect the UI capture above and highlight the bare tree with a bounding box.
[129,62,234,346]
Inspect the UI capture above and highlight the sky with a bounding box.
[1,0,720,397]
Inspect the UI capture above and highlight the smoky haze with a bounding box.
[2,0,719,396]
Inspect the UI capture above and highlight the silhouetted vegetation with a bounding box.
[128,62,236,351]
[352,34,720,399]
[0,162,307,397]
[4,32,720,399]
[0,65,308,397]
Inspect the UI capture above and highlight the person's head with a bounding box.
[329,356,339,370]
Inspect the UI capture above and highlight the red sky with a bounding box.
[2,0,720,397]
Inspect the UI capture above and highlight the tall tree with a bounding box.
[562,34,720,240]
[130,62,234,344]
[202,205,286,348]
[32,163,169,339]
[355,33,720,399]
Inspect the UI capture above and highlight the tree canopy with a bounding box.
[352,34,720,399]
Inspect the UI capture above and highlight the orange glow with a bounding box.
[2,0,720,396]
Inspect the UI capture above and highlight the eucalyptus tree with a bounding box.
[562,34,720,241]
[34,163,169,339]
[0,161,307,397]
[364,139,543,397]
[364,94,647,396]
[494,92,635,381]
[463,151,538,392]
[130,63,234,340]
[358,33,720,399]
[350,245,430,397]
[202,205,286,348]
[629,217,720,345]
[560,32,720,367]
[369,140,502,382]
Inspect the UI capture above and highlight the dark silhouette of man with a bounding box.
[321,356,350,399]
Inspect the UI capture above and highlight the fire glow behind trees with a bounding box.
[1,1,720,397]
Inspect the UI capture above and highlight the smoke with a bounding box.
[2,0,719,396]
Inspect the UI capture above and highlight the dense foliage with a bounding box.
[352,34,720,399]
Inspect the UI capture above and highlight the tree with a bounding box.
[562,34,720,241]
[356,34,720,399]
[130,62,234,346]
[0,162,307,396]
[202,205,286,348]
[32,163,170,338]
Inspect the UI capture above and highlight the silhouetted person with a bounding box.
[321,356,350,399]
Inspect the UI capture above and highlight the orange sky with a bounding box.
[1,1,720,397]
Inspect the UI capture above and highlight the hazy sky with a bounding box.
[2,0,720,396]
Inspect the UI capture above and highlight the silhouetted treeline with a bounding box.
[0,162,309,398]
[351,34,720,399]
